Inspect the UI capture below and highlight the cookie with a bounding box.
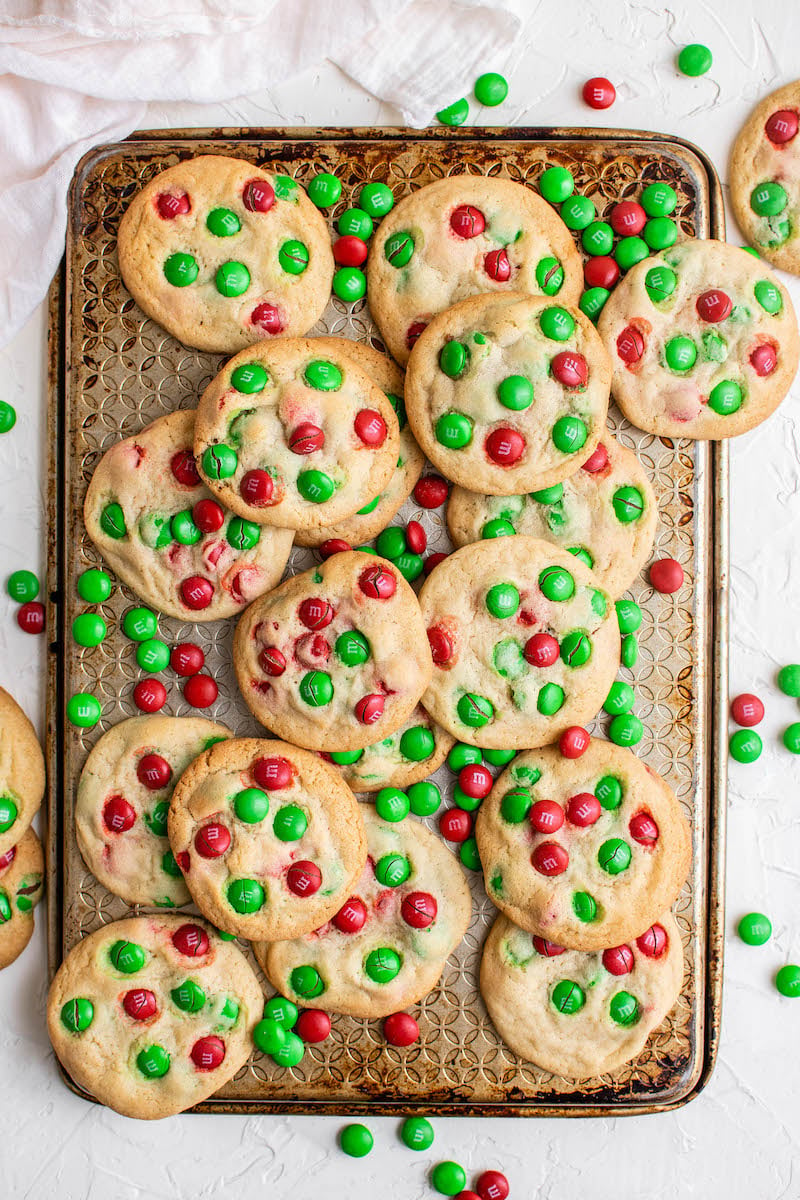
[233,550,433,752]
[474,738,691,950]
[0,686,45,858]
[168,738,367,941]
[446,433,657,599]
[117,154,334,353]
[322,703,453,793]
[480,909,683,1078]
[731,81,800,276]
[194,338,400,535]
[597,239,799,439]
[293,337,424,548]
[47,915,263,1119]
[75,716,232,908]
[0,829,44,970]
[419,537,619,750]
[405,293,611,495]
[256,804,472,1018]
[84,410,293,620]
[367,175,583,366]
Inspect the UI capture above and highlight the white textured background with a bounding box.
[3,1,800,1195]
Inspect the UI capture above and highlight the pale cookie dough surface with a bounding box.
[117,154,334,353]
[293,337,424,548]
[367,175,583,366]
[0,829,44,970]
[480,909,683,1079]
[194,338,400,535]
[0,686,45,858]
[233,551,433,753]
[446,433,657,599]
[731,80,800,276]
[84,410,293,621]
[322,703,453,793]
[475,739,691,951]
[419,537,619,750]
[257,804,472,1017]
[597,239,799,439]
[47,915,263,1120]
[168,738,367,941]
[76,715,232,908]
[405,293,611,495]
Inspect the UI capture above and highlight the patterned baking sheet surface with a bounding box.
[47,127,728,1115]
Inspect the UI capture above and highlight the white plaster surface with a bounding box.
[2,1,800,1195]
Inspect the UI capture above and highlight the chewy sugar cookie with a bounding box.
[418,537,619,750]
[480,910,684,1078]
[474,738,691,950]
[168,738,367,941]
[446,433,657,599]
[256,804,472,1017]
[233,551,433,753]
[118,154,334,352]
[0,687,45,858]
[84,410,293,620]
[405,293,610,495]
[293,337,424,548]
[322,703,453,793]
[0,829,44,970]
[367,175,583,366]
[194,338,400,536]
[76,715,232,908]
[731,81,800,276]
[597,239,799,439]
[47,915,263,1119]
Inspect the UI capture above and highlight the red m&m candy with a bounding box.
[240,468,274,506]
[650,557,684,594]
[629,810,659,845]
[450,205,486,239]
[354,409,387,446]
[583,76,616,109]
[103,794,135,833]
[551,351,588,388]
[414,475,449,508]
[192,499,224,533]
[533,936,566,957]
[319,539,352,559]
[253,755,293,790]
[359,565,396,599]
[582,443,609,473]
[259,647,286,677]
[476,1170,510,1200]
[406,321,427,350]
[191,1035,226,1071]
[696,289,732,322]
[289,423,325,455]
[602,944,635,975]
[401,891,438,929]
[731,693,765,727]
[195,822,231,858]
[287,860,322,896]
[156,191,190,220]
[617,325,645,364]
[531,841,569,875]
[524,632,559,668]
[406,520,427,555]
[299,597,334,630]
[765,110,798,144]
[171,449,200,486]
[424,552,448,575]
[170,643,204,676]
[17,601,45,634]
[133,679,167,713]
[750,342,777,377]
[485,427,525,466]
[137,754,172,790]
[181,576,214,611]
[333,235,369,267]
[584,255,620,290]
[183,674,218,708]
[243,178,275,213]
[458,763,493,799]
[559,726,590,758]
[383,1012,419,1046]
[427,625,454,665]
[171,923,209,957]
[484,248,511,282]
[636,922,668,958]
[295,1009,331,1043]
[440,808,472,842]
[566,792,601,827]
[530,799,564,834]
[251,303,284,335]
[123,988,157,1020]
[355,694,385,724]
[610,201,646,235]
[333,896,367,933]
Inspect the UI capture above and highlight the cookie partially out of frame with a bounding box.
[367,175,583,366]
[0,829,44,970]
[446,433,657,599]
[47,915,263,1120]
[0,687,45,858]
[597,239,799,439]
[84,410,294,621]
[117,154,334,352]
[168,738,367,941]
[256,804,472,1018]
[480,909,684,1079]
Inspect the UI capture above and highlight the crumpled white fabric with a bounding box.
[0,0,524,348]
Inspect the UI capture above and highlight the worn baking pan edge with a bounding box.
[46,125,728,1117]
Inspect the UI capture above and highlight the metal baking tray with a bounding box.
[46,126,728,1116]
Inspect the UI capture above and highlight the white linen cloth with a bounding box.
[0,0,524,349]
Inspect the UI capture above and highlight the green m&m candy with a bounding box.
[643,216,677,251]
[60,997,94,1033]
[485,747,515,766]
[609,713,643,747]
[297,470,335,503]
[609,991,640,1025]
[645,265,677,303]
[375,853,410,887]
[407,780,441,816]
[776,965,800,998]
[754,279,782,314]
[77,568,111,603]
[333,267,366,302]
[582,221,614,256]
[615,599,642,633]
[436,98,469,126]
[307,172,341,208]
[539,306,575,342]
[678,42,712,76]
[531,483,564,505]
[474,71,508,106]
[145,800,169,837]
[0,401,16,433]
[708,381,742,416]
[137,1045,170,1078]
[552,415,588,453]
[122,606,156,641]
[328,749,363,766]
[134,639,169,672]
[253,1017,287,1056]
[338,207,373,238]
[359,182,394,218]
[215,261,250,297]
[431,1161,467,1196]
[231,362,268,393]
[536,256,565,295]
[304,359,342,391]
[537,683,565,715]
[497,374,533,410]
[539,166,574,204]
[400,1115,434,1150]
[171,510,201,545]
[598,837,632,875]
[264,996,299,1028]
[612,486,645,523]
[603,681,635,715]
[621,633,638,668]
[664,336,697,372]
[375,787,410,822]
[436,411,473,449]
[568,547,593,568]
[272,1030,305,1067]
[273,805,308,841]
[579,286,610,323]
[227,878,266,913]
[560,630,592,667]
[206,207,241,237]
[485,582,520,619]
[340,1123,374,1157]
[729,729,762,763]
[202,443,238,479]
[278,240,309,274]
[364,946,402,983]
[641,182,677,217]
[336,630,370,666]
[750,181,788,218]
[539,565,574,601]
[357,496,381,516]
[782,723,800,754]
[572,891,598,923]
[273,176,298,201]
[67,692,101,728]
[615,236,648,270]
[439,339,468,378]
[234,787,269,824]
[109,939,146,973]
[596,774,623,810]
[777,664,800,696]
[399,725,435,761]
[561,195,595,231]
[448,743,482,771]
[457,692,494,728]
[395,552,423,582]
[100,502,127,539]
[227,518,260,550]
[171,979,206,1012]
[7,570,39,602]
[163,252,198,287]
[384,231,414,267]
[501,787,532,823]
[552,979,585,1014]
[72,612,107,647]
[738,912,772,946]
[376,526,406,559]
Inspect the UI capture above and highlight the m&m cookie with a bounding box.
[446,434,657,599]
[256,804,471,1017]
[367,176,583,366]
[293,338,424,548]
[598,239,799,439]
[418,537,619,749]
[0,829,44,970]
[405,293,611,496]
[233,551,433,752]
[193,338,400,536]
[474,738,691,950]
[480,910,683,1078]
[731,81,800,276]
[47,915,263,1119]
[321,703,453,793]
[0,686,45,858]
[84,411,293,620]
[117,155,334,352]
[168,738,367,941]
[75,716,232,907]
